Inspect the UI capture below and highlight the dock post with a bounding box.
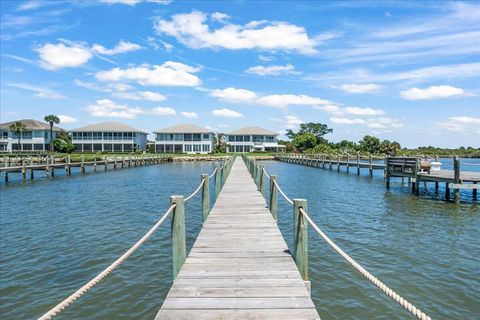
[337,154,340,172]
[46,156,51,179]
[170,195,186,280]
[346,154,350,173]
[201,174,210,222]
[473,182,477,198]
[329,155,332,170]
[445,182,450,200]
[385,156,390,189]
[50,155,55,178]
[93,158,97,173]
[453,156,461,204]
[21,158,26,181]
[414,159,420,195]
[81,155,85,174]
[105,159,108,172]
[260,166,266,198]
[293,199,308,281]
[66,155,71,176]
[269,175,278,220]
[369,154,373,178]
[29,157,34,180]
[357,152,360,175]
[221,162,226,187]
[214,162,220,199]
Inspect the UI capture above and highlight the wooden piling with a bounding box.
[293,199,308,281]
[369,154,373,178]
[21,158,26,181]
[337,154,340,172]
[214,162,220,200]
[260,166,266,198]
[170,195,186,280]
[201,174,210,222]
[357,152,360,175]
[385,156,390,190]
[453,156,461,204]
[346,154,350,173]
[269,175,278,220]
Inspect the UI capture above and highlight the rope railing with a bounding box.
[273,179,294,205]
[184,179,205,202]
[299,207,431,320]
[243,155,432,320]
[262,167,270,179]
[208,166,218,179]
[38,203,176,320]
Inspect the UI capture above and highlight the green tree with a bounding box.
[292,132,317,152]
[9,121,26,151]
[359,135,381,154]
[52,138,75,153]
[286,122,333,144]
[379,140,401,155]
[44,115,60,152]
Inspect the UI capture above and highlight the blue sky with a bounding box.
[1,0,479,147]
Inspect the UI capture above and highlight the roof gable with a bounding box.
[71,122,147,134]
[154,124,213,134]
[227,126,278,136]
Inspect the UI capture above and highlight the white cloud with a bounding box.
[211,12,230,22]
[95,61,201,86]
[246,64,299,76]
[99,0,171,5]
[257,94,330,108]
[85,99,144,119]
[6,82,65,99]
[209,87,257,103]
[330,117,366,125]
[151,106,176,116]
[91,40,141,55]
[400,85,469,100]
[337,83,382,93]
[181,111,198,118]
[449,116,480,124]
[154,11,319,54]
[319,104,384,116]
[35,42,92,70]
[58,115,78,123]
[438,116,480,133]
[285,115,303,129]
[112,91,166,101]
[212,108,244,118]
[259,54,275,62]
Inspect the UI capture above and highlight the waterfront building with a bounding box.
[225,126,285,153]
[0,119,64,152]
[154,124,214,154]
[70,122,147,152]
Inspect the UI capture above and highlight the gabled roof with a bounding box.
[0,119,64,131]
[71,122,148,134]
[154,124,213,134]
[227,126,278,136]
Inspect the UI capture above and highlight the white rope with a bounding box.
[209,166,218,179]
[262,167,270,179]
[273,179,294,205]
[184,179,205,202]
[298,208,431,320]
[38,204,176,320]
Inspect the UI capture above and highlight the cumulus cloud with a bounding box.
[58,115,78,123]
[209,87,257,103]
[36,42,92,70]
[257,94,330,108]
[330,116,403,130]
[337,83,382,93]
[181,111,198,118]
[85,99,144,119]
[285,115,303,129]
[151,106,176,116]
[400,85,469,100]
[330,117,366,125]
[319,104,384,116]
[112,91,166,101]
[246,64,299,76]
[212,108,244,118]
[438,116,480,133]
[154,11,319,54]
[95,61,201,86]
[91,40,141,55]
[35,40,142,70]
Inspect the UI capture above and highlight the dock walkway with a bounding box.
[156,157,320,319]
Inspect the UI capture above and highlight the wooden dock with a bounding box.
[156,157,320,320]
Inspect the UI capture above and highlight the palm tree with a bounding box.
[44,115,60,152]
[9,122,26,151]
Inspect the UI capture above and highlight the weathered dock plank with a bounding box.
[156,158,320,319]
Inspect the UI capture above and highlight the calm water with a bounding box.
[0,159,479,319]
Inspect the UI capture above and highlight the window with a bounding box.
[202,144,210,152]
[174,134,183,141]
[22,131,33,139]
[104,132,113,140]
[193,145,201,152]
[184,144,192,152]
[235,135,244,142]
[184,134,192,141]
[165,144,173,152]
[165,134,173,141]
[156,133,165,141]
[266,136,275,142]
[228,135,235,142]
[244,135,251,142]
[203,134,210,139]
[192,134,201,141]
[33,131,43,138]
[2,131,8,139]
[175,144,183,152]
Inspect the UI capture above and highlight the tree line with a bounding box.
[279,122,480,157]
